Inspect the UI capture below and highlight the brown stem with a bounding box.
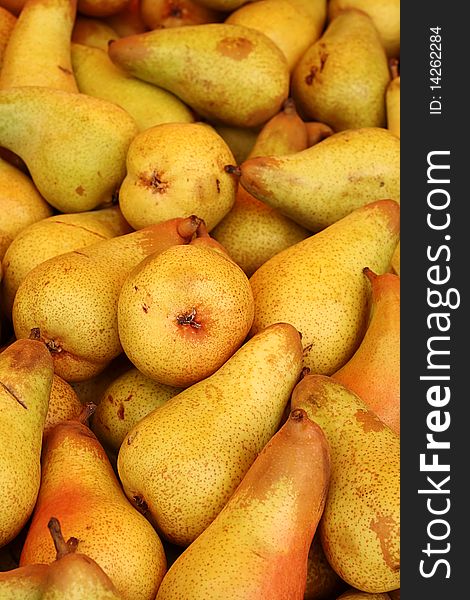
[362,266,377,283]
[224,164,241,177]
[282,97,297,115]
[300,366,311,380]
[48,517,78,560]
[177,215,203,240]
[29,328,41,341]
[290,408,307,422]
[78,402,97,424]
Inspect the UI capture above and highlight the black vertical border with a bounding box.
[401,2,467,597]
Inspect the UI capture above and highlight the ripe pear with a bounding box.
[20,408,167,600]
[118,243,254,387]
[386,59,400,138]
[305,120,335,147]
[305,535,347,600]
[103,0,147,36]
[249,200,400,375]
[391,240,400,276]
[118,322,303,545]
[291,375,400,592]
[91,367,182,454]
[0,86,138,213]
[240,127,400,231]
[0,337,54,548]
[141,0,223,29]
[44,375,83,437]
[0,0,24,13]
[292,10,390,131]
[156,408,330,599]
[72,16,119,50]
[213,124,258,164]
[108,23,290,127]
[77,0,130,17]
[0,562,47,597]
[12,216,204,382]
[192,0,248,9]
[333,268,400,435]
[0,6,16,70]
[118,122,236,231]
[2,206,132,317]
[0,0,78,92]
[328,0,400,58]
[0,156,53,260]
[71,43,194,132]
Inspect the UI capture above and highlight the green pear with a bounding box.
[2,205,132,317]
[155,409,330,599]
[0,7,16,70]
[20,408,166,600]
[72,15,119,50]
[118,122,236,231]
[291,375,400,593]
[108,23,290,127]
[249,200,400,375]
[12,216,204,382]
[91,367,182,455]
[0,86,138,213]
[292,9,390,131]
[117,322,304,546]
[71,43,194,132]
[239,127,400,231]
[0,337,54,548]
[0,0,78,92]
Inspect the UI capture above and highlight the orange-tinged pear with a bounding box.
[333,268,400,435]
[156,408,330,599]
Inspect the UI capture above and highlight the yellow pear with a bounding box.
[0,337,54,548]
[20,408,166,600]
[0,0,78,92]
[72,15,119,50]
[0,156,53,260]
[305,120,335,147]
[103,0,147,37]
[292,10,390,131]
[226,0,325,71]
[305,535,347,600]
[291,375,400,592]
[91,367,182,455]
[191,0,248,9]
[12,216,204,382]
[328,0,400,58]
[118,122,236,231]
[108,23,290,127]
[71,43,194,132]
[391,240,400,276]
[155,408,330,599]
[0,6,16,70]
[141,0,223,30]
[117,323,303,545]
[249,200,400,374]
[44,375,83,437]
[240,127,400,231]
[118,243,254,387]
[2,206,132,317]
[386,59,400,138]
[0,86,138,213]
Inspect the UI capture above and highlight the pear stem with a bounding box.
[29,327,41,341]
[282,97,297,115]
[362,266,377,283]
[389,58,399,79]
[78,402,97,424]
[177,215,203,240]
[48,517,79,560]
[224,164,241,177]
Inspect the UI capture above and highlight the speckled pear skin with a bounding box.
[333,269,400,435]
[71,15,119,50]
[108,23,290,127]
[386,62,400,138]
[337,590,392,600]
[0,338,54,548]
[117,323,304,546]
[304,534,346,600]
[44,375,82,437]
[0,0,78,92]
[0,7,16,70]
[249,200,400,375]
[291,375,400,593]
[292,10,390,131]
[141,0,223,30]
[12,216,201,382]
[0,86,138,213]
[155,409,330,600]
[19,418,167,600]
[239,127,400,232]
[0,563,48,598]
[119,122,236,231]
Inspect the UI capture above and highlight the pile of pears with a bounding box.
[0,0,400,598]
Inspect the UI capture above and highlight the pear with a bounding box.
[70,353,132,406]
[191,0,248,9]
[386,59,400,138]
[390,240,400,276]
[332,268,400,435]
[249,200,400,375]
[0,337,54,548]
[20,407,167,600]
[337,591,392,600]
[305,535,347,600]
[118,322,303,545]
[71,43,194,132]
[226,0,323,71]
[305,121,335,147]
[0,562,47,598]
[292,10,390,131]
[77,0,130,17]
[156,408,330,599]
[12,216,204,382]
[118,243,255,387]
[0,157,53,261]
[2,205,132,317]
[141,0,223,30]
[72,16,119,50]
[108,23,290,127]
[284,0,327,22]
[44,375,83,437]
[239,127,400,231]
[118,122,236,231]
[213,124,258,164]
[103,0,147,37]
[0,0,78,92]
[291,375,400,593]
[0,87,138,213]
[0,6,16,70]
[91,367,183,455]
[328,0,400,58]
[0,0,24,14]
